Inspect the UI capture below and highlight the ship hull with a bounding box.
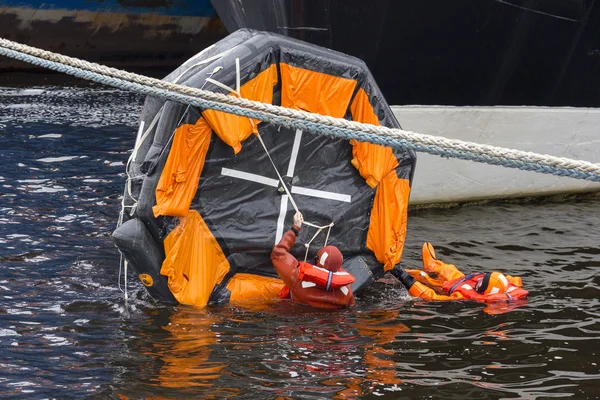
[210,0,600,204]
[0,1,227,73]
[394,106,600,205]
[211,0,600,107]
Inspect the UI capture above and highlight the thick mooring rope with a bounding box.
[1,37,600,182]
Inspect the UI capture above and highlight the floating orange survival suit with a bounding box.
[271,225,356,309]
[392,242,528,303]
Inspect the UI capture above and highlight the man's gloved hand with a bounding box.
[391,265,416,289]
[293,211,303,229]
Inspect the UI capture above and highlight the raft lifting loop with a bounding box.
[206,57,335,260]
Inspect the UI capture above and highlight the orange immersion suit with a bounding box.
[392,243,528,303]
[271,226,356,309]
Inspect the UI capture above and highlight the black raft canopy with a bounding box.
[112,29,417,307]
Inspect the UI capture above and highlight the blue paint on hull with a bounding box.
[0,1,227,71]
[2,0,216,16]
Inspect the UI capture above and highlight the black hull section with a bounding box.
[211,0,600,107]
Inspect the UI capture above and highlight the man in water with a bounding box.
[271,211,356,308]
[391,242,528,303]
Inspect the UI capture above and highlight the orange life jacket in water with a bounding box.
[299,262,355,289]
[442,273,529,303]
[277,261,356,299]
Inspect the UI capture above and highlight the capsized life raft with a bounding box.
[112,29,416,307]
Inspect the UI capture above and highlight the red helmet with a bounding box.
[315,246,343,272]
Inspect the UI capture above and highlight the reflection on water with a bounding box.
[114,305,414,398]
[1,86,599,399]
[154,310,226,390]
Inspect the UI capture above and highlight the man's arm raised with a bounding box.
[271,212,304,288]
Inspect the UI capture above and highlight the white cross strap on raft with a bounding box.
[220,128,352,244]
[221,165,351,205]
[212,60,349,253]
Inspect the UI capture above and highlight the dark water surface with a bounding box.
[1,86,599,399]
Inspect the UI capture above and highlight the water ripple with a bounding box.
[0,86,599,398]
